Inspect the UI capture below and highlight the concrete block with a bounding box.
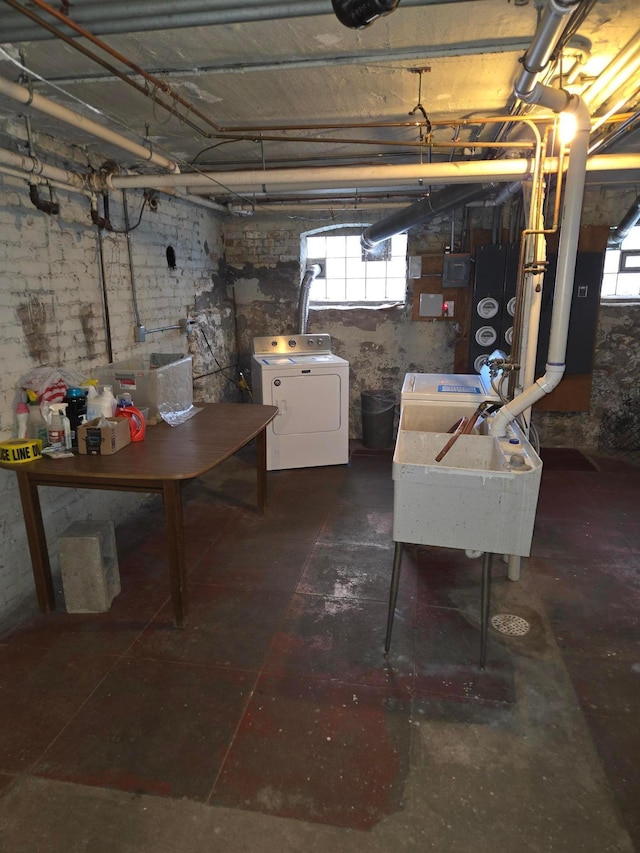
[58,521,121,613]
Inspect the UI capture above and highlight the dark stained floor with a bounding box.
[0,442,637,851]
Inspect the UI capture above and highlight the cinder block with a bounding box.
[58,521,121,613]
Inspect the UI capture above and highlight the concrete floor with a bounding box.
[0,442,637,852]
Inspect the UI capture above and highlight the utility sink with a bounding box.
[392,404,542,556]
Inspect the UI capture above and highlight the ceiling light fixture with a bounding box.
[331,0,401,30]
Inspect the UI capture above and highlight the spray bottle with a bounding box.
[47,403,72,451]
[16,397,29,439]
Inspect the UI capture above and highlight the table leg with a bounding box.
[163,479,186,628]
[256,426,267,513]
[16,471,55,612]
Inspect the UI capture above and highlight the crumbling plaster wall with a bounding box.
[225,211,489,437]
[226,187,640,450]
[0,137,233,622]
[532,185,640,449]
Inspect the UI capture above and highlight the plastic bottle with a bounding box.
[85,385,100,421]
[63,387,88,449]
[47,405,66,450]
[16,401,29,439]
[93,385,117,419]
[28,402,49,445]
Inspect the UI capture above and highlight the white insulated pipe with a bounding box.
[0,145,86,188]
[0,74,180,174]
[489,90,591,437]
[581,30,640,112]
[106,153,640,194]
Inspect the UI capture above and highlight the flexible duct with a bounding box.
[607,195,640,248]
[361,183,498,250]
[297,264,321,334]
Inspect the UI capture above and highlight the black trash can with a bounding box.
[361,390,397,449]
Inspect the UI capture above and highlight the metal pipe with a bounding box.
[513,0,582,102]
[122,190,143,330]
[607,195,640,248]
[0,0,486,40]
[0,74,179,173]
[490,90,591,436]
[581,30,640,111]
[0,145,86,188]
[110,154,640,195]
[360,182,498,250]
[96,229,114,363]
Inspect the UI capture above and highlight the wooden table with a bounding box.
[1,403,277,627]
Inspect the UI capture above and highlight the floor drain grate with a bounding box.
[491,613,531,636]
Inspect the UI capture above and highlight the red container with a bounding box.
[115,406,146,442]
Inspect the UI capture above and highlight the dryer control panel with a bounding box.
[252,333,332,356]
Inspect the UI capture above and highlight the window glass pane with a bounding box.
[365,259,386,278]
[603,250,620,273]
[621,228,640,250]
[309,278,327,300]
[391,233,408,257]
[601,273,617,297]
[385,277,407,300]
[615,272,640,297]
[621,252,640,270]
[326,278,347,301]
[307,236,325,257]
[306,228,407,304]
[366,279,386,301]
[386,256,408,277]
[326,236,346,258]
[325,257,346,279]
[347,279,366,301]
[345,236,361,258]
[346,257,365,279]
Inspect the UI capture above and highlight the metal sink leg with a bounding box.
[384,541,404,654]
[480,551,493,670]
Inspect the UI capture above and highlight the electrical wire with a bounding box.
[198,328,252,397]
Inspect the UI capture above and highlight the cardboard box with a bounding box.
[78,417,131,456]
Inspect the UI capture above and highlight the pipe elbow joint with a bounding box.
[539,364,565,393]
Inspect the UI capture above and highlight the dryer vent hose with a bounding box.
[297,264,321,334]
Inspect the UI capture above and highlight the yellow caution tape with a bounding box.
[0,439,43,464]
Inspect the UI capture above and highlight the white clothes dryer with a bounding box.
[252,334,349,470]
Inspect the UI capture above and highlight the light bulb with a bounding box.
[558,110,577,144]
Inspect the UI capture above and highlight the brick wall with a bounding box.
[0,140,233,621]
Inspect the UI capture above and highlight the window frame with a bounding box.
[601,225,640,302]
[302,224,408,308]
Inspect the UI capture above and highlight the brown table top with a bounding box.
[0,403,277,485]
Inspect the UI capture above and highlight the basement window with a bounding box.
[601,226,640,300]
[303,227,407,306]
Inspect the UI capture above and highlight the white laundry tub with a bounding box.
[392,407,542,556]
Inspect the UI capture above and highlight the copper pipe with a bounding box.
[435,417,468,463]
[3,0,213,139]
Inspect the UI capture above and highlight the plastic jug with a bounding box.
[92,385,117,419]
[116,405,146,442]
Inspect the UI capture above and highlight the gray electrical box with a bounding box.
[443,253,471,287]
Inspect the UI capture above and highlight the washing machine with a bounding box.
[252,333,349,470]
[399,359,503,433]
